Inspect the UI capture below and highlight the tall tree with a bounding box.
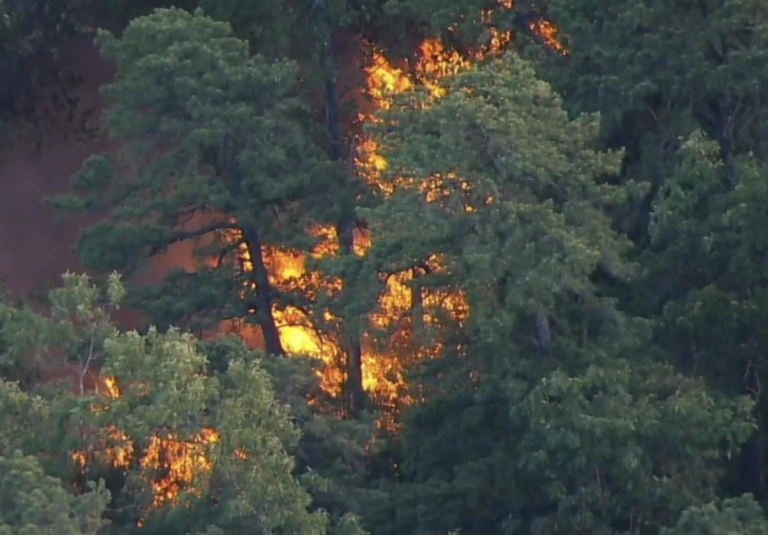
[356,51,754,534]
[53,8,343,356]
[537,0,768,499]
[541,0,768,244]
[646,132,768,499]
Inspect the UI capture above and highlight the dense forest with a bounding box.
[1,0,768,533]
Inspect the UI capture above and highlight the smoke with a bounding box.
[0,36,116,298]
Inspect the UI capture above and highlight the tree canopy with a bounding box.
[3,1,768,534]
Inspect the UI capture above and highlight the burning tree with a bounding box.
[49,0,569,424]
[353,51,755,534]
[0,272,343,534]
[52,8,344,358]
[357,51,631,422]
[91,328,329,534]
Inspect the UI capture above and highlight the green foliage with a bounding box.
[0,273,350,534]
[661,495,768,535]
[0,272,122,395]
[0,290,35,386]
[5,0,768,533]
[251,349,375,533]
[377,0,526,52]
[351,50,757,535]
[520,361,754,534]
[538,0,768,243]
[0,380,52,456]
[0,451,109,535]
[546,0,768,124]
[97,327,327,534]
[195,0,306,60]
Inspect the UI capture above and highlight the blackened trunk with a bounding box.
[338,214,366,415]
[241,226,285,357]
[316,8,366,415]
[411,269,424,335]
[345,333,365,415]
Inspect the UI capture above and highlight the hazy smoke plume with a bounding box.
[0,37,115,297]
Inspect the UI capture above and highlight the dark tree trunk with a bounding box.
[741,428,765,499]
[345,334,366,414]
[221,156,285,357]
[741,358,765,498]
[315,6,366,415]
[339,215,366,414]
[241,226,285,357]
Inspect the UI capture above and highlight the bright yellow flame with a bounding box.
[72,378,225,510]
[72,9,563,512]
[218,225,350,396]
[140,428,220,508]
[103,376,120,399]
[365,51,414,109]
[416,38,473,97]
[212,2,559,424]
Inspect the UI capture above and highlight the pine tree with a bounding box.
[536,0,768,500]
[0,451,109,535]
[356,51,754,534]
[541,0,768,243]
[52,8,343,356]
[661,495,768,535]
[362,51,630,374]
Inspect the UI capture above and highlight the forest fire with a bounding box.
[248,37,479,411]
[71,2,565,511]
[219,0,561,414]
[140,427,219,508]
[208,32,484,420]
[73,376,223,509]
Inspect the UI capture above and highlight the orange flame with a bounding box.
[140,428,220,508]
[71,3,564,517]
[72,377,222,509]
[224,7,526,418]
